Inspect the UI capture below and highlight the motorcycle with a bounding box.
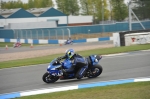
[42,55,103,83]
[13,42,21,48]
[64,39,73,45]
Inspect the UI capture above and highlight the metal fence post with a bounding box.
[55,30,57,39]
[61,29,64,40]
[41,29,44,39]
[36,30,38,39]
[30,30,32,39]
[67,28,71,37]
[12,29,16,39]
[47,29,50,40]
[88,30,90,38]
[20,29,22,39]
[25,30,27,39]
[16,30,18,39]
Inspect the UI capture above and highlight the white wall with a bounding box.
[5,18,37,26]
[38,16,67,24]
[68,16,93,24]
[1,16,67,28]
[0,16,93,28]
[0,19,5,27]
[9,21,57,29]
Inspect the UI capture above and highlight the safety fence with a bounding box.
[0,20,150,40]
[13,28,70,40]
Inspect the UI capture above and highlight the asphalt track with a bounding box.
[0,51,150,94]
[0,41,113,54]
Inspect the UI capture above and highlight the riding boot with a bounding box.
[62,69,68,77]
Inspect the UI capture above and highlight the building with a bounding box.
[0,7,93,29]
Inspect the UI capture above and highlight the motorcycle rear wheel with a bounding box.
[42,72,59,83]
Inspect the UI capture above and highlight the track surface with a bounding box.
[0,41,113,54]
[0,51,150,94]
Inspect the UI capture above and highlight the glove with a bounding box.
[62,69,67,73]
[57,57,62,61]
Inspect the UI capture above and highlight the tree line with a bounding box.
[1,0,150,21]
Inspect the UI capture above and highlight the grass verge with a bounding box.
[0,42,34,47]
[16,81,150,99]
[0,44,150,69]
[0,42,52,47]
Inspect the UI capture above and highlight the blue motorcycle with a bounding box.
[64,39,73,45]
[42,55,103,83]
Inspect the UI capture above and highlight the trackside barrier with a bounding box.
[0,37,112,44]
[124,32,150,46]
[113,30,150,46]
[0,77,150,99]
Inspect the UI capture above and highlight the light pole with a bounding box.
[102,0,105,33]
[0,0,2,15]
[128,1,132,31]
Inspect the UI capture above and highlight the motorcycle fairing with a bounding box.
[89,55,102,66]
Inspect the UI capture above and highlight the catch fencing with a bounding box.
[13,28,70,40]
[0,20,150,40]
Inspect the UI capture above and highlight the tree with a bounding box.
[1,0,53,10]
[28,0,34,8]
[111,0,128,21]
[79,0,90,15]
[79,0,109,21]
[43,0,54,7]
[56,0,80,15]
[132,0,150,20]
[94,0,109,21]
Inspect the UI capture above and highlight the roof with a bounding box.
[0,7,66,18]
[27,7,66,17]
[39,7,66,17]
[8,8,35,18]
[0,15,4,19]
[27,7,51,17]
[0,8,35,18]
[0,8,20,18]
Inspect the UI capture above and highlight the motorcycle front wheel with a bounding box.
[42,72,59,83]
[87,64,103,78]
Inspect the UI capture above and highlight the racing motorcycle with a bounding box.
[13,42,21,48]
[42,55,103,83]
[64,39,73,45]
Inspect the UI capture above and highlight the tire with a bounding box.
[87,64,103,78]
[42,72,59,83]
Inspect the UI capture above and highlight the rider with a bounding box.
[57,49,88,79]
[66,37,72,43]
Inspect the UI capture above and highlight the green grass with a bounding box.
[0,44,150,69]
[16,81,150,99]
[0,42,53,47]
[0,42,34,47]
